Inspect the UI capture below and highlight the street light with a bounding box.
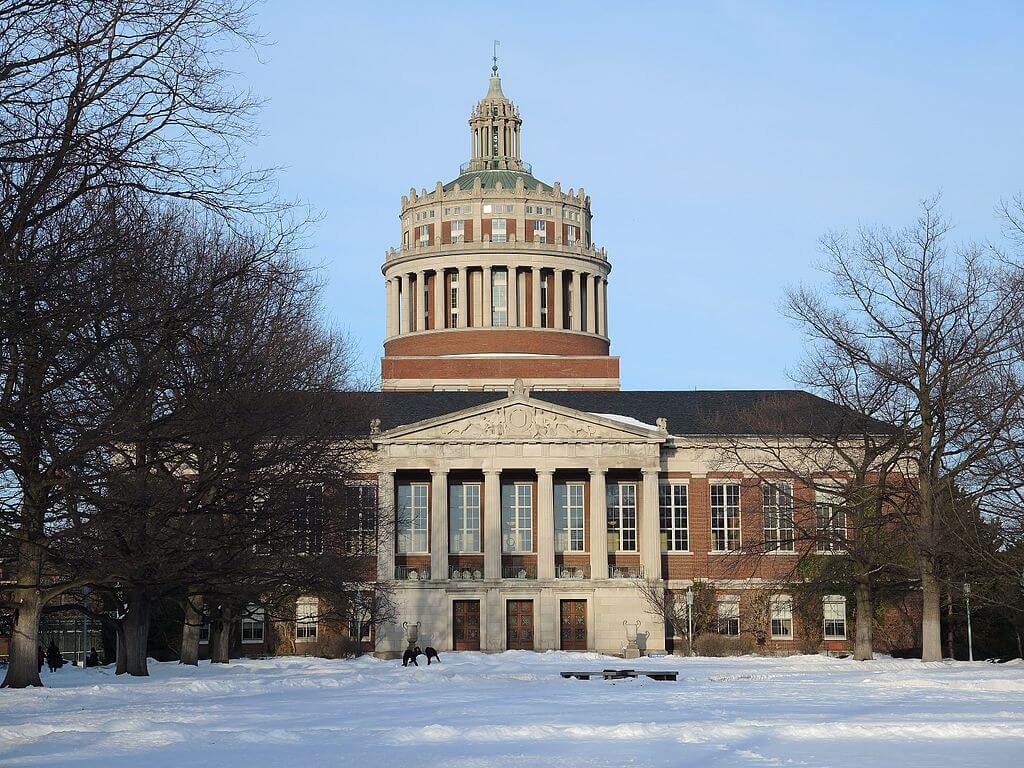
[963,582,974,662]
[685,586,694,657]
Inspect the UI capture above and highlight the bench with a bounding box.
[560,669,678,681]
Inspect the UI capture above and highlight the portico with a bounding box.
[373,383,669,656]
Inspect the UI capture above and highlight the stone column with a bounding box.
[385,279,395,337]
[415,270,427,331]
[531,266,542,328]
[598,276,606,335]
[433,269,445,329]
[586,274,597,334]
[640,469,662,580]
[557,268,565,329]
[536,469,555,579]
[398,273,410,334]
[570,271,582,332]
[507,266,518,328]
[376,470,396,582]
[431,469,448,580]
[589,468,608,579]
[595,276,604,336]
[484,470,502,579]
[482,265,493,328]
[456,266,467,328]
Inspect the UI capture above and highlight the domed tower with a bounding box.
[381,64,619,391]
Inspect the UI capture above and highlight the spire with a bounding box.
[465,45,524,173]
[485,39,506,101]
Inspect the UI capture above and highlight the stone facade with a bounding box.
[359,68,877,658]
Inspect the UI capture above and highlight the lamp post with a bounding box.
[963,582,974,662]
[685,586,694,657]
[81,586,91,667]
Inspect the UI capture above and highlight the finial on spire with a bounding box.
[492,39,500,75]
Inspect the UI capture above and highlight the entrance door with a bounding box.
[506,600,534,650]
[452,600,481,651]
[559,599,587,651]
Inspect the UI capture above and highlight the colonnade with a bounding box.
[376,467,662,584]
[385,265,609,338]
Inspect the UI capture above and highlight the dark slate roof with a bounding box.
[442,169,553,193]
[345,390,891,437]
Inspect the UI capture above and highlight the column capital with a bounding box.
[483,468,501,477]
[536,468,554,477]
[642,468,662,478]
[431,468,449,477]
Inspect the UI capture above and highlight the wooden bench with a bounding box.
[560,669,678,681]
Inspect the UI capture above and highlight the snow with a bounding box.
[2,652,1023,767]
[589,412,661,431]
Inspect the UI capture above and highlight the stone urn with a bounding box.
[402,621,421,651]
[623,620,642,660]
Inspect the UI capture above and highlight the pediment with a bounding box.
[377,395,666,444]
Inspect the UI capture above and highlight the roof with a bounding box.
[442,169,553,193]
[354,389,891,437]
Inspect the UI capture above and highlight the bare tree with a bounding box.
[0,0,274,687]
[784,198,1024,661]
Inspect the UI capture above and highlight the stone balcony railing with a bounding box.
[395,565,430,581]
[609,564,645,579]
[501,563,538,580]
[385,236,608,264]
[555,564,591,580]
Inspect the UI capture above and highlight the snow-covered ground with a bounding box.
[2,652,1023,767]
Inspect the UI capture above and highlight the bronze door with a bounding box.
[452,600,481,651]
[559,599,587,651]
[506,600,534,650]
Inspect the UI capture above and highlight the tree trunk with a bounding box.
[1,589,44,688]
[120,591,151,676]
[920,556,943,661]
[210,606,235,663]
[115,622,127,675]
[853,581,874,661]
[179,593,204,666]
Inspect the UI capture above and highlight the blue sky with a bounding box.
[231,2,1024,390]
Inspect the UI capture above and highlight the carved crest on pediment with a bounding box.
[438,404,599,440]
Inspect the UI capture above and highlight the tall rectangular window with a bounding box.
[659,482,689,551]
[448,272,459,328]
[418,224,429,245]
[710,483,741,552]
[823,595,847,639]
[344,483,378,554]
[554,481,586,553]
[449,482,481,553]
[296,486,324,555]
[501,482,533,553]
[533,219,547,244]
[816,490,846,553]
[450,219,465,242]
[566,224,578,244]
[717,596,740,636]
[763,481,795,552]
[606,482,637,552]
[770,595,793,639]
[397,482,429,553]
[491,218,507,243]
[491,268,508,327]
[295,597,318,642]
[240,604,264,644]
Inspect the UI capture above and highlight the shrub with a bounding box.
[694,633,756,657]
